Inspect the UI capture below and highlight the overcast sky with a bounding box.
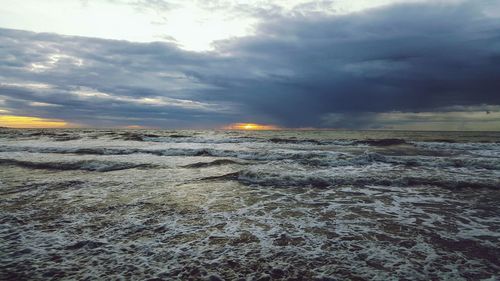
[1,0,499,129]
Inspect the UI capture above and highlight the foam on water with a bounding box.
[1,128,499,280]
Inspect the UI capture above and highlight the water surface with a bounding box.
[1,129,499,280]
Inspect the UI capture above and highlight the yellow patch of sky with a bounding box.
[0,115,68,128]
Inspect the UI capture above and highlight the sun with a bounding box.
[223,123,280,130]
[244,124,256,130]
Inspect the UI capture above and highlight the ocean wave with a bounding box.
[351,152,500,170]
[0,145,343,161]
[414,141,500,152]
[114,133,357,145]
[1,144,499,171]
[354,138,408,146]
[181,159,246,168]
[295,151,500,171]
[0,130,83,141]
[219,166,500,189]
[0,158,154,172]
[267,138,323,145]
[387,156,500,170]
[145,136,262,144]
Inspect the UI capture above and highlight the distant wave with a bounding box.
[0,158,154,172]
[181,159,246,168]
[354,138,408,146]
[1,145,499,171]
[0,145,343,161]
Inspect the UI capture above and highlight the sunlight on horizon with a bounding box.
[0,115,68,128]
[223,123,281,130]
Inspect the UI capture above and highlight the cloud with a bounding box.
[28,102,61,107]
[0,0,499,129]
[0,28,238,128]
[1,0,475,52]
[206,0,500,127]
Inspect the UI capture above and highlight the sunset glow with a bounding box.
[223,123,281,130]
[0,115,67,128]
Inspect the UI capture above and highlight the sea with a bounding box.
[0,129,499,280]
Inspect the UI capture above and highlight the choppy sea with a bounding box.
[1,129,499,280]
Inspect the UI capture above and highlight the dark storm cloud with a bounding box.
[207,0,500,127]
[1,0,499,128]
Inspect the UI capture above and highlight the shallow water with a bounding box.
[0,129,499,280]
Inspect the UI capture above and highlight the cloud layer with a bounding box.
[1,0,499,129]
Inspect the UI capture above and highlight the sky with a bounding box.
[0,0,499,130]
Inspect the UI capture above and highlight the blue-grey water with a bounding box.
[1,129,499,280]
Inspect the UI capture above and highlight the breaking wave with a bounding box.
[203,163,499,190]
[1,145,499,171]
